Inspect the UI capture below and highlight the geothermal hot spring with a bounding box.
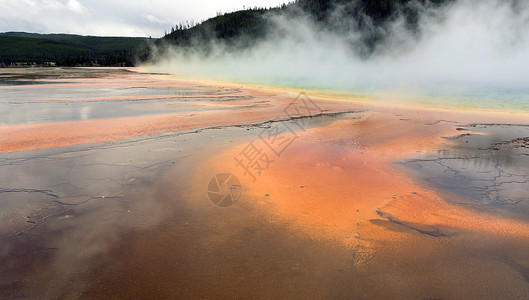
[1,1,529,299]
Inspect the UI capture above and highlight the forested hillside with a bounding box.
[0,32,148,67]
[1,0,454,67]
[144,0,453,61]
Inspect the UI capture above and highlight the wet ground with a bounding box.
[0,68,362,298]
[403,124,529,217]
[0,69,247,125]
[0,122,258,298]
[1,68,529,299]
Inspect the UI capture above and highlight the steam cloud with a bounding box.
[147,0,529,107]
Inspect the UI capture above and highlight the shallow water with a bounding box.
[403,124,529,217]
[0,124,256,298]
[0,69,248,125]
[1,68,529,299]
[212,75,529,112]
[0,95,247,125]
[0,68,364,298]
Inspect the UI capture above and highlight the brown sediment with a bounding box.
[198,112,447,237]
[2,68,529,298]
[200,109,529,239]
[0,70,356,152]
[0,100,353,153]
[190,106,529,297]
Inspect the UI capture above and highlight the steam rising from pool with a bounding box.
[147,0,529,111]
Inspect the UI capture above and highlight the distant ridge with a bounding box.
[1,32,148,39]
[0,32,150,67]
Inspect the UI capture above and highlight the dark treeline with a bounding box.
[138,7,279,61]
[142,0,453,62]
[1,51,137,68]
[1,1,455,67]
[0,33,148,68]
[53,50,137,67]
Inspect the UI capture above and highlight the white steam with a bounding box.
[148,0,529,108]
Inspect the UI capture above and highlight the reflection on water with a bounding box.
[2,68,529,298]
[0,95,250,125]
[0,68,249,125]
[0,119,260,298]
[404,124,529,214]
[413,84,529,111]
[0,68,364,298]
[0,109,358,298]
[0,68,121,85]
[238,76,529,112]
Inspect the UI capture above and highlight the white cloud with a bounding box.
[145,14,169,25]
[67,0,86,14]
[0,0,289,37]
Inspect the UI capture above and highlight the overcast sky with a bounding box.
[0,0,289,37]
